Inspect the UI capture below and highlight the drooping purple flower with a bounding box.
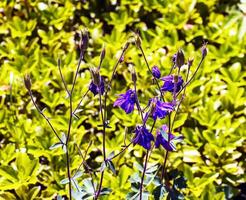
[152,65,161,79]
[155,125,183,151]
[132,125,154,150]
[148,98,174,120]
[113,89,136,114]
[89,77,105,96]
[161,75,183,93]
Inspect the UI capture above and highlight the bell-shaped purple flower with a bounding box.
[114,89,136,114]
[89,77,105,96]
[155,125,183,151]
[152,65,161,79]
[161,75,183,93]
[132,125,154,150]
[149,98,174,120]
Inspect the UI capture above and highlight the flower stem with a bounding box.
[139,150,149,200]
[28,90,63,143]
[161,114,172,183]
[171,62,191,129]
[177,56,205,96]
[95,43,129,200]
[139,46,164,101]
[65,48,85,200]
[58,58,70,96]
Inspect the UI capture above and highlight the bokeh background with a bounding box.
[0,0,245,199]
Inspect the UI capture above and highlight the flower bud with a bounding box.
[201,42,208,58]
[80,29,89,52]
[130,66,137,83]
[123,42,130,51]
[100,46,106,62]
[24,74,31,91]
[152,65,161,79]
[187,57,194,68]
[172,53,177,64]
[135,34,141,49]
[90,67,100,86]
[176,49,185,68]
[149,98,157,117]
[119,55,124,63]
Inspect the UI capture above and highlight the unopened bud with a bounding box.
[119,55,124,63]
[24,74,31,91]
[80,29,89,53]
[135,34,141,49]
[123,42,130,51]
[90,67,100,86]
[100,46,106,61]
[201,42,208,58]
[187,58,194,68]
[130,66,137,83]
[149,98,157,116]
[176,49,185,68]
[152,65,161,79]
[172,53,177,64]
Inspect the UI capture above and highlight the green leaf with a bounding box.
[107,160,116,175]
[49,142,63,150]
[153,185,167,200]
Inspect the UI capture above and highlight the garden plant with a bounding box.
[0,0,245,200]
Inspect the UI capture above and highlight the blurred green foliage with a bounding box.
[0,0,245,199]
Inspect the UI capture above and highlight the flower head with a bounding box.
[201,42,208,58]
[161,75,183,93]
[175,49,185,68]
[89,78,105,96]
[132,125,154,150]
[155,125,183,151]
[114,89,136,114]
[89,67,105,96]
[152,66,161,79]
[149,98,174,120]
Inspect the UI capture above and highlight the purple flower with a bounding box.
[155,125,183,151]
[149,98,174,120]
[152,66,161,79]
[114,89,136,114]
[161,75,183,93]
[89,77,105,96]
[132,125,154,150]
